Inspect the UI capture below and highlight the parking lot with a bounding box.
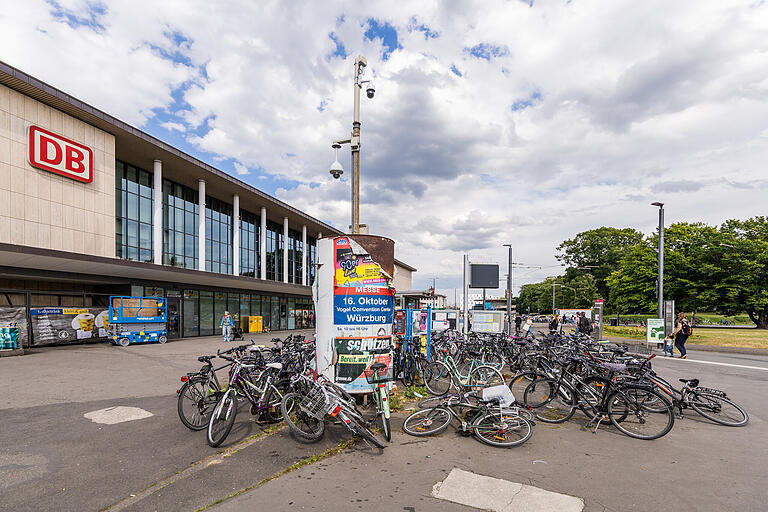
[1,333,767,512]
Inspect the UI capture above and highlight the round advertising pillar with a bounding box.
[314,235,395,393]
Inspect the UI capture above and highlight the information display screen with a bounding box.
[469,264,499,289]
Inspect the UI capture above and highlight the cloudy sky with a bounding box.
[2,0,767,300]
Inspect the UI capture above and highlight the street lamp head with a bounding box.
[329,143,343,179]
[651,201,664,208]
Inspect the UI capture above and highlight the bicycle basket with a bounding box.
[363,363,390,384]
[299,385,330,420]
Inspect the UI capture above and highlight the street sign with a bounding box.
[647,318,665,344]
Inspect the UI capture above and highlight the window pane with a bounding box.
[127,193,138,220]
[140,197,152,224]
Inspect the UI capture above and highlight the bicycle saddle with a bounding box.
[679,378,699,387]
[198,355,215,362]
[266,362,283,370]
[370,361,387,371]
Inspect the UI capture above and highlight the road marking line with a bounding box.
[656,358,768,372]
[432,468,584,512]
[84,406,153,424]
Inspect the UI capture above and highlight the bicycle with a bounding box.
[280,368,386,448]
[177,354,228,430]
[640,374,748,427]
[206,353,287,447]
[403,389,533,448]
[364,361,392,441]
[423,353,504,396]
[522,354,675,440]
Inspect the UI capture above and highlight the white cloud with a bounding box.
[2,0,768,295]
[233,162,249,176]
[161,121,185,132]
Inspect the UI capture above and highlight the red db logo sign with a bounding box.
[28,126,93,183]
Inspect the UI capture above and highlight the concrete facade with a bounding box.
[0,83,115,258]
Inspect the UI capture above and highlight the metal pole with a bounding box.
[552,279,556,314]
[505,244,512,334]
[350,56,364,234]
[462,254,469,334]
[658,206,664,319]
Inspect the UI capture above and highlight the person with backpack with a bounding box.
[577,312,592,335]
[220,310,234,343]
[549,314,561,334]
[673,312,692,358]
[514,314,523,334]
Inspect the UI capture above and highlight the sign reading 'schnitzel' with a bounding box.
[27,125,93,183]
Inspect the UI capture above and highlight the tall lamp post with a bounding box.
[329,55,375,234]
[504,244,513,334]
[652,202,665,319]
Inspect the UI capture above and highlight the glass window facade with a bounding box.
[239,209,260,277]
[206,197,233,274]
[265,221,281,281]
[164,180,199,269]
[307,237,317,286]
[115,160,153,262]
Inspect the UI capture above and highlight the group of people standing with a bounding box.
[547,311,593,335]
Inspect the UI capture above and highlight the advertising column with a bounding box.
[315,235,395,393]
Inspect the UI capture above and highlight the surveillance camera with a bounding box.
[330,168,343,179]
[366,81,375,99]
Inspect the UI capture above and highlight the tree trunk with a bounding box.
[748,310,768,329]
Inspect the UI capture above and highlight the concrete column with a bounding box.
[283,217,289,284]
[260,207,267,280]
[232,193,240,276]
[198,179,206,271]
[301,225,307,286]
[152,160,163,265]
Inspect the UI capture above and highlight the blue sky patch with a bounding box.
[407,17,438,39]
[364,18,402,60]
[511,90,543,111]
[328,32,347,59]
[47,0,107,32]
[450,65,463,77]
[465,43,509,61]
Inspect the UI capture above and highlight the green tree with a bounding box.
[607,243,657,314]
[557,227,644,300]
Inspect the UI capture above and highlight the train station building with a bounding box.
[0,61,413,347]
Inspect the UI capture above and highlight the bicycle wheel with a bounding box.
[523,378,575,424]
[509,372,545,403]
[472,411,532,448]
[423,361,454,396]
[206,392,238,447]
[380,413,392,441]
[403,407,452,436]
[260,386,285,423]
[351,420,386,448]
[607,386,674,440]
[689,392,749,427]
[178,376,219,431]
[281,392,325,440]
[467,365,505,391]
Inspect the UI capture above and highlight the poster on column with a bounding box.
[331,236,395,392]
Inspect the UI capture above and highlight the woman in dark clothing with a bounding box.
[673,312,692,359]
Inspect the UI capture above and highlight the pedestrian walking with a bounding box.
[220,310,234,343]
[662,334,675,357]
[514,314,522,334]
[524,317,534,338]
[549,313,561,334]
[672,312,692,358]
[577,312,592,335]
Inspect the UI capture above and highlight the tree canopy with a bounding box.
[522,217,768,328]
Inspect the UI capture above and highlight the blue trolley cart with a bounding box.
[108,296,168,347]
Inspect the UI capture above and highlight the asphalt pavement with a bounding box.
[1,331,767,511]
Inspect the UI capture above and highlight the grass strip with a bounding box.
[194,438,358,512]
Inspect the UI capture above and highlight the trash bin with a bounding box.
[248,316,263,333]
